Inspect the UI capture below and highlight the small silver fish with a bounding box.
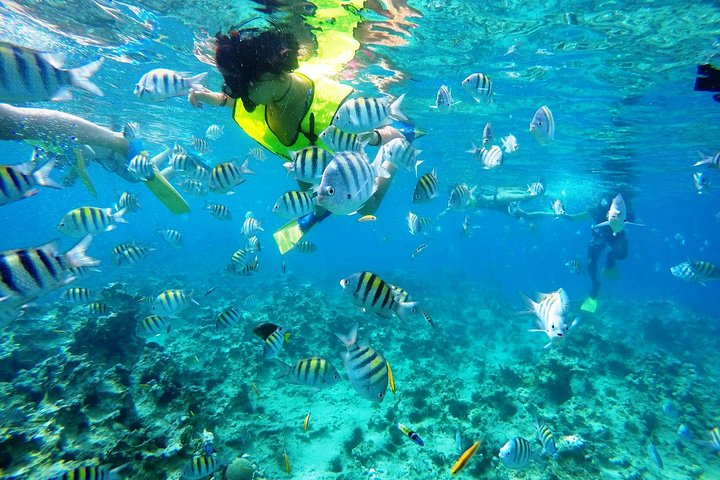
[134,68,207,101]
[461,73,493,102]
[529,105,555,144]
[646,441,663,469]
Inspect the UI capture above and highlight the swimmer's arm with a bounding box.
[188,87,233,109]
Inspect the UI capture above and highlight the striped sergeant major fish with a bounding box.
[216,306,243,329]
[0,41,103,103]
[292,240,317,254]
[407,211,432,235]
[277,357,341,388]
[284,146,334,184]
[332,94,407,134]
[693,151,720,168]
[670,259,720,286]
[205,124,224,141]
[335,323,389,402]
[0,160,61,206]
[448,184,476,211]
[535,423,557,456]
[61,287,95,305]
[47,463,126,480]
[592,193,644,236]
[467,143,503,169]
[112,244,154,266]
[272,190,317,219]
[126,152,154,181]
[240,213,263,237]
[521,288,571,347]
[86,302,110,317]
[482,121,493,149]
[413,168,438,203]
[379,137,423,176]
[498,436,535,469]
[461,72,493,103]
[529,105,555,144]
[0,235,98,302]
[710,427,720,452]
[134,68,207,101]
[151,289,199,315]
[450,440,481,475]
[181,454,226,480]
[318,125,367,154]
[430,84,460,111]
[191,136,211,154]
[317,151,390,216]
[178,179,207,196]
[339,271,420,322]
[253,323,290,359]
[208,159,253,194]
[136,315,171,338]
[158,228,183,247]
[205,203,232,221]
[115,191,140,213]
[56,206,128,238]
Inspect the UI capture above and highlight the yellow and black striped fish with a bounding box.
[339,271,420,321]
[536,423,557,456]
[181,455,224,480]
[0,160,61,206]
[206,203,232,221]
[280,357,341,388]
[253,323,289,359]
[157,228,183,247]
[115,191,140,213]
[216,306,243,329]
[318,125,366,154]
[711,427,720,452]
[285,146,333,184]
[151,289,199,315]
[62,287,95,304]
[413,168,438,203]
[0,236,98,301]
[57,206,127,237]
[137,315,171,337]
[293,241,317,254]
[208,160,252,194]
[113,244,153,265]
[671,259,720,285]
[48,463,125,480]
[407,211,432,235]
[0,41,103,103]
[336,323,388,402]
[272,190,317,219]
[86,302,110,317]
[332,94,407,133]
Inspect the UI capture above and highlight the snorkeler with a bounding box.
[694,64,720,102]
[0,103,189,213]
[188,10,417,253]
[580,190,636,313]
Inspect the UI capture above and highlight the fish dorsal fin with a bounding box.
[39,51,67,69]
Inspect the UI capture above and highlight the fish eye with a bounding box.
[326,186,335,196]
[345,193,351,199]
[378,392,384,399]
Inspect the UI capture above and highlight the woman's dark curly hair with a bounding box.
[215,27,300,112]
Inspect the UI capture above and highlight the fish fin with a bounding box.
[395,301,420,322]
[187,72,208,87]
[274,359,293,379]
[69,58,104,96]
[624,221,646,227]
[519,291,539,315]
[64,235,100,268]
[414,159,424,177]
[335,323,359,347]
[39,51,67,69]
[466,141,481,155]
[106,463,129,480]
[239,157,256,175]
[388,93,408,121]
[592,221,610,230]
[51,88,73,101]
[112,207,129,224]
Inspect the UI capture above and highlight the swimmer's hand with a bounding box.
[188,86,228,109]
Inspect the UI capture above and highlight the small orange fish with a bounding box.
[386,360,396,394]
[451,440,480,475]
[284,449,291,474]
[358,215,376,223]
[303,412,311,431]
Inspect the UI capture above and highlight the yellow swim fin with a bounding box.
[72,147,97,197]
[273,220,304,255]
[144,166,190,215]
[580,296,598,314]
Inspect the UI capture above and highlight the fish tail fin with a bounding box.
[519,291,539,315]
[64,235,100,268]
[395,301,420,322]
[466,141,481,155]
[414,159,424,177]
[388,93,408,121]
[274,359,293,379]
[693,151,712,167]
[69,58,104,96]
[33,160,62,189]
[239,157,256,175]
[107,463,129,480]
[187,72,208,88]
[335,323,359,347]
[112,207,129,224]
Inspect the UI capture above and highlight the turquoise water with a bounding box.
[1,1,720,479]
